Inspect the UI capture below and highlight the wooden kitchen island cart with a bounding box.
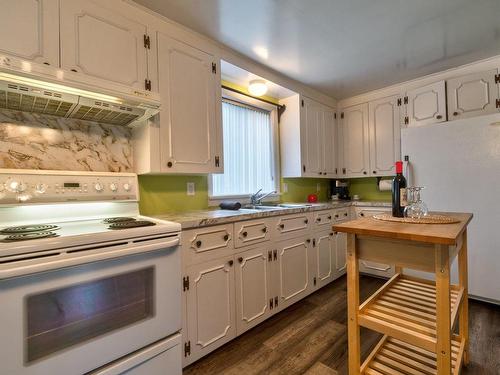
[333,212,472,375]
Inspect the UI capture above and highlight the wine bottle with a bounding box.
[392,161,407,217]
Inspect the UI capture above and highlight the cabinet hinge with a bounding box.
[404,116,409,125]
[144,34,151,49]
[403,96,408,105]
[334,112,337,119]
[301,99,304,107]
[183,276,189,291]
[312,238,316,247]
[340,112,344,119]
[495,74,500,84]
[145,79,152,91]
[270,298,274,310]
[313,276,317,286]
[397,98,402,106]
[302,164,306,173]
[268,250,272,262]
[184,341,191,357]
[274,296,278,307]
[496,98,500,108]
[212,62,217,74]
[215,155,220,167]
[273,249,277,261]
[335,167,338,174]
[342,167,346,175]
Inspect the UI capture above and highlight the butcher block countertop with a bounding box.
[332,211,473,245]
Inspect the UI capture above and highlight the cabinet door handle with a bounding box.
[279,224,285,229]
[242,231,248,237]
[195,240,202,248]
[453,112,459,116]
[312,238,316,247]
[327,215,332,220]
[373,171,377,174]
[436,114,443,119]
[223,234,229,241]
[238,257,243,263]
[167,162,173,168]
[70,68,78,72]
[335,214,339,218]
[304,219,309,224]
[360,213,365,217]
[316,217,321,222]
[306,239,311,243]
[330,232,334,236]
[228,260,234,266]
[344,213,348,216]
[262,227,267,233]
[363,171,367,175]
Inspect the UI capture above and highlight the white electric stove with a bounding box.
[0,169,182,375]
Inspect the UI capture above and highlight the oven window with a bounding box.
[25,267,155,363]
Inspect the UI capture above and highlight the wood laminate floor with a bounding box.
[184,275,500,375]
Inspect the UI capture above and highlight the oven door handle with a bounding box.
[0,237,180,280]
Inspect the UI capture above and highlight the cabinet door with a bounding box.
[333,231,347,278]
[60,0,149,90]
[301,97,323,177]
[185,257,236,363]
[342,103,369,177]
[234,247,273,335]
[0,0,59,66]
[368,95,401,176]
[405,80,446,127]
[275,236,314,310]
[447,69,500,120]
[314,231,335,288]
[323,108,338,177]
[157,32,221,174]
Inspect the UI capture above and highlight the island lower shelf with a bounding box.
[361,335,465,375]
[359,274,465,352]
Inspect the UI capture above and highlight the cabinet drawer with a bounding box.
[333,208,350,221]
[182,224,233,265]
[272,213,312,240]
[234,218,272,248]
[312,210,334,231]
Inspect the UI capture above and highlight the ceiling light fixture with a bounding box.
[248,79,268,97]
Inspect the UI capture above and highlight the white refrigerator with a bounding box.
[401,113,500,303]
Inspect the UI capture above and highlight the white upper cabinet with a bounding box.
[0,0,59,66]
[302,97,323,177]
[368,95,401,176]
[280,95,337,178]
[404,80,446,127]
[60,0,151,91]
[447,69,500,120]
[157,32,222,174]
[341,103,370,177]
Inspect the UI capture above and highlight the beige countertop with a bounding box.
[151,200,391,229]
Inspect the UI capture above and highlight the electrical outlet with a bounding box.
[282,183,288,193]
[316,183,321,192]
[187,182,195,196]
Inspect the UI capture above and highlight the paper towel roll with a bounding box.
[378,179,392,191]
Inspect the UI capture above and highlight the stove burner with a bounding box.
[108,220,156,230]
[3,231,59,242]
[102,217,137,224]
[0,224,60,234]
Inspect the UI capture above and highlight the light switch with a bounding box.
[187,182,195,196]
[316,183,321,192]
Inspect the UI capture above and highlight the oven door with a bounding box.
[0,235,181,375]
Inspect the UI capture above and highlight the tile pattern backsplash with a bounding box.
[0,110,133,172]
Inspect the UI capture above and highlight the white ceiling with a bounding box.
[133,0,500,99]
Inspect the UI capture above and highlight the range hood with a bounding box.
[0,59,160,127]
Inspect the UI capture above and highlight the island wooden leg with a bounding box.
[435,244,452,375]
[458,230,469,365]
[346,233,360,375]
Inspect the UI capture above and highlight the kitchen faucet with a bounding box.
[250,189,277,206]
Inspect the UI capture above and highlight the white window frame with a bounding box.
[208,88,281,206]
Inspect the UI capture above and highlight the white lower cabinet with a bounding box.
[275,236,315,310]
[333,231,347,277]
[234,246,273,335]
[184,257,236,364]
[313,231,335,289]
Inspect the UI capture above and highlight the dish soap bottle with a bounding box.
[392,161,407,217]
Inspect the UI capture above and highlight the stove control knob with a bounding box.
[35,183,47,194]
[94,182,104,192]
[123,183,131,192]
[109,183,118,192]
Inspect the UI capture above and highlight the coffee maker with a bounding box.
[330,180,350,200]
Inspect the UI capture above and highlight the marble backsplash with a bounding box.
[0,110,133,172]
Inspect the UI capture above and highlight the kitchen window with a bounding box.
[210,90,279,200]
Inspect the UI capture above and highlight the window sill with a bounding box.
[208,193,281,207]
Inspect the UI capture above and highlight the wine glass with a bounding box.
[403,187,415,218]
[404,187,428,219]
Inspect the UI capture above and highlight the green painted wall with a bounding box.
[281,178,330,202]
[348,177,392,201]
